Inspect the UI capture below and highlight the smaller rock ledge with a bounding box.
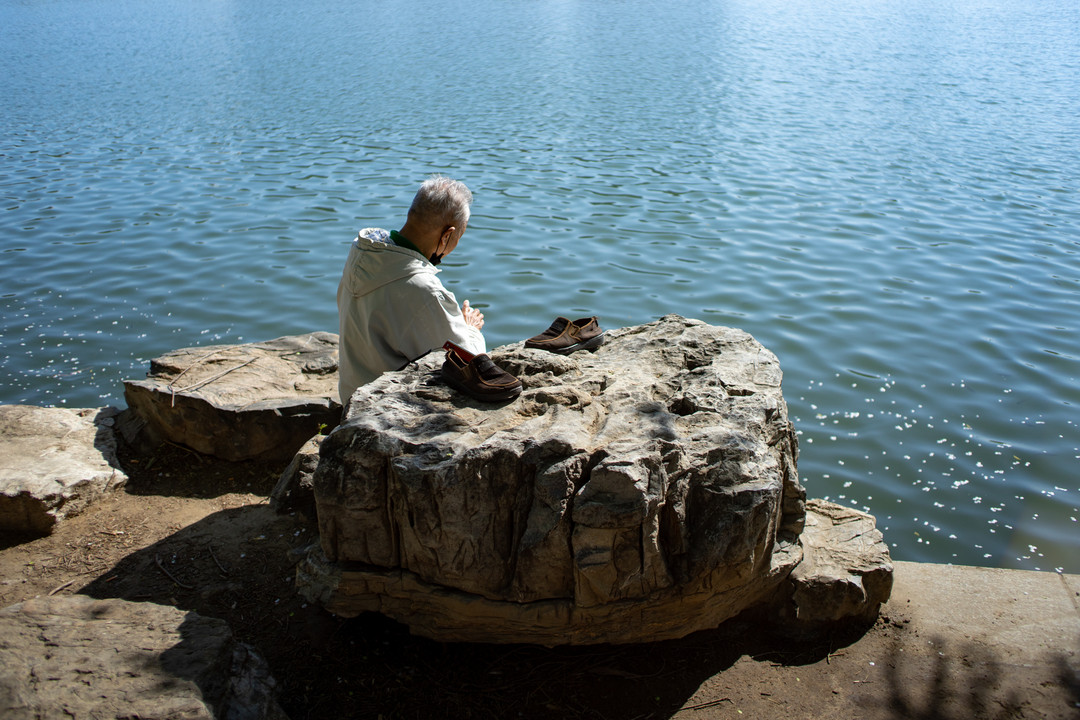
[123,332,342,461]
[0,405,127,538]
[782,498,894,629]
[270,434,324,519]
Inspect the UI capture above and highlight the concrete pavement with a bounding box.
[673,561,1080,719]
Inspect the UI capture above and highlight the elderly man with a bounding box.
[337,176,486,404]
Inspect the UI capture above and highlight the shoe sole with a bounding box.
[552,333,605,355]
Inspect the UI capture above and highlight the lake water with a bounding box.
[2,0,1078,572]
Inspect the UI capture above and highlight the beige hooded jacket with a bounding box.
[336,228,486,404]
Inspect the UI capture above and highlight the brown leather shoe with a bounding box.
[441,341,522,402]
[525,316,605,354]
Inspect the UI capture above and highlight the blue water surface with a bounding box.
[1,0,1078,572]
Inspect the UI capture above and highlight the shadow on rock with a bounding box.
[158,612,287,720]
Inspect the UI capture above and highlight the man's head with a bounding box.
[406,176,472,264]
[410,175,472,230]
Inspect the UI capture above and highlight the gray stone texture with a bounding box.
[0,405,127,537]
[0,595,287,720]
[307,315,823,644]
[787,498,894,626]
[270,434,324,519]
[123,332,342,462]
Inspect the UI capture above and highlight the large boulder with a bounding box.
[123,332,342,462]
[0,405,127,538]
[0,595,287,720]
[302,315,816,645]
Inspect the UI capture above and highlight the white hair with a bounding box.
[409,175,472,228]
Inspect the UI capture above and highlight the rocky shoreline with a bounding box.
[0,316,1074,718]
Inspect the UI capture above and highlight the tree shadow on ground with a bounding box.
[73,435,1077,720]
[78,500,881,720]
[76,501,1080,720]
[64,439,1079,720]
[1057,654,1080,715]
[868,633,1079,720]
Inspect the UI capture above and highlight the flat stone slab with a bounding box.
[0,595,286,720]
[785,498,894,627]
[123,332,342,462]
[0,405,127,537]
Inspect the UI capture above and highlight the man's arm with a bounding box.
[394,286,486,364]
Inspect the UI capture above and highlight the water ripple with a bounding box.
[1,0,1078,572]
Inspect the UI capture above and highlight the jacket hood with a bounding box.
[346,228,439,297]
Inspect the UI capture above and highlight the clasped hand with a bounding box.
[462,299,485,330]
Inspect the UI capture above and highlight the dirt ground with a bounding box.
[1,441,1073,720]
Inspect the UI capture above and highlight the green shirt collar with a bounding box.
[389,229,424,257]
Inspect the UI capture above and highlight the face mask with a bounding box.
[430,232,452,266]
